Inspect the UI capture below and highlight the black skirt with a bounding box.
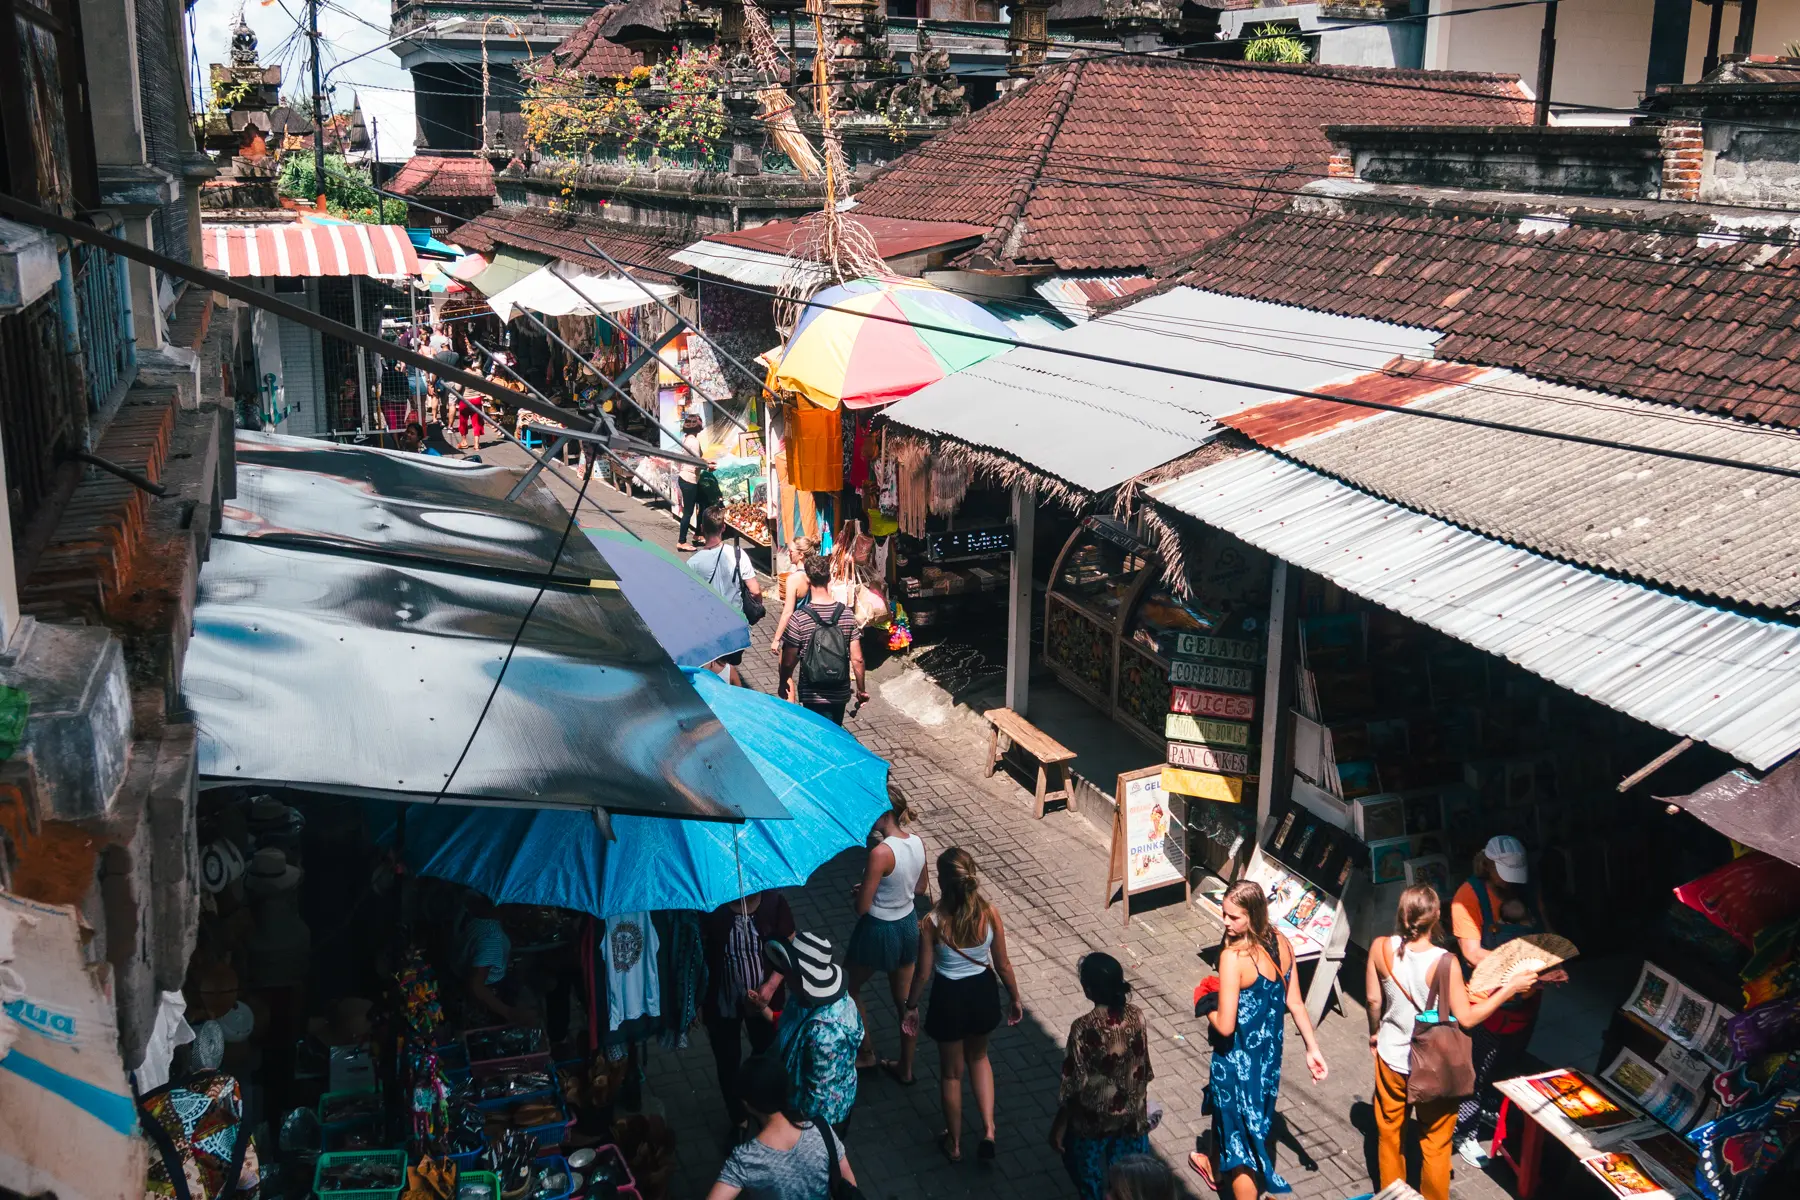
[924,969,1002,1043]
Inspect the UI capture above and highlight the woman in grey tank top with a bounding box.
[845,787,930,1083]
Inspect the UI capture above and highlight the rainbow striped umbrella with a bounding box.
[766,276,1014,410]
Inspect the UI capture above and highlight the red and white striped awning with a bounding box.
[202,221,420,279]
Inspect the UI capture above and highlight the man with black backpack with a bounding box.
[778,554,865,725]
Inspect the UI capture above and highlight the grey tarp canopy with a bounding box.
[186,433,787,822]
[1663,758,1800,870]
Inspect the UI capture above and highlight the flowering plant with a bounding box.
[521,48,727,163]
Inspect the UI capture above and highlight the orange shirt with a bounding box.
[1450,880,1500,945]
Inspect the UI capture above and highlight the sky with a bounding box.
[189,0,420,159]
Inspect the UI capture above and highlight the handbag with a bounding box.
[731,533,766,625]
[1380,940,1476,1104]
[818,1119,867,1200]
[140,1070,258,1200]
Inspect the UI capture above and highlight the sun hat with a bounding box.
[244,846,303,896]
[1484,834,1530,884]
[763,932,845,1007]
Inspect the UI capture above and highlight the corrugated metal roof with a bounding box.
[882,287,1441,495]
[1233,370,1800,611]
[1149,452,1800,770]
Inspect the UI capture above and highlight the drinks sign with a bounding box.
[1165,713,1251,747]
[1168,687,1256,721]
[1167,741,1251,775]
[1168,633,1260,664]
[1168,660,1255,691]
[1106,766,1188,926]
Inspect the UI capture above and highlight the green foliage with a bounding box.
[1244,23,1311,65]
[277,154,405,223]
[210,77,257,112]
[520,48,727,175]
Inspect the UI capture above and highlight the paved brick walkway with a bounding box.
[484,440,1515,1200]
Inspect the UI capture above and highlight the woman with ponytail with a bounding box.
[1050,952,1154,1200]
[1365,886,1538,1200]
[902,847,1023,1163]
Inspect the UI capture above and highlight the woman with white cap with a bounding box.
[1449,835,1568,1164]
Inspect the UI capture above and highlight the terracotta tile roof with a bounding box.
[389,155,497,200]
[548,6,639,78]
[451,204,689,276]
[850,56,1532,273]
[1162,184,1800,429]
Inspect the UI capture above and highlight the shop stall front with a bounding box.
[164,433,905,1200]
[1149,439,1800,1200]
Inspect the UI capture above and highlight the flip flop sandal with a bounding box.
[938,1131,962,1163]
[878,1060,916,1085]
[1188,1152,1218,1191]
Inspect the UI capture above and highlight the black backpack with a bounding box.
[799,600,851,691]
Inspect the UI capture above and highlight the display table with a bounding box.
[1492,1070,1700,1200]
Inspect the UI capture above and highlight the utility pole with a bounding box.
[1533,0,1559,127]
[309,0,326,209]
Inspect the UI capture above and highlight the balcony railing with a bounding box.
[69,242,135,415]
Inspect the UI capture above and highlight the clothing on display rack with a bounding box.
[659,911,707,1051]
[603,912,662,1032]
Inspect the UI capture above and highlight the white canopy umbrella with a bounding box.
[485,260,680,321]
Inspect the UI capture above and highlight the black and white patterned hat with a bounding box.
[763,931,845,1007]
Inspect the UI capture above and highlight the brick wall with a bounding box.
[1659,120,1705,202]
[1327,149,1356,179]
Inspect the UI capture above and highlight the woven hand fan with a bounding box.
[1469,933,1579,996]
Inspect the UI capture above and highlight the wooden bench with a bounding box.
[985,707,1076,819]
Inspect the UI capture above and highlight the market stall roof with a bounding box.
[1149,451,1800,771]
[187,433,788,821]
[202,218,419,278]
[881,286,1441,497]
[1211,364,1800,612]
[485,260,680,321]
[1663,758,1800,870]
[469,246,549,299]
[671,215,988,287]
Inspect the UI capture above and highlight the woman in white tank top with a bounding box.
[845,788,929,1082]
[1365,886,1538,1200]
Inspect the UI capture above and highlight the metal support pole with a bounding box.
[309,0,326,209]
[1249,560,1297,880]
[1703,0,1726,78]
[1534,0,1559,126]
[1005,483,1035,717]
[352,277,371,430]
[1733,0,1760,58]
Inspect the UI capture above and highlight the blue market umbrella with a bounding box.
[584,527,750,669]
[392,670,889,915]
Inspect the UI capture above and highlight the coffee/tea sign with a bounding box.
[1168,660,1255,691]
[1168,685,1256,720]
[1167,633,1260,664]
[1167,741,1251,775]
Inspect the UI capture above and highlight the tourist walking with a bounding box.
[1192,879,1328,1198]
[777,555,865,725]
[769,537,817,669]
[1449,835,1565,1164]
[677,411,707,550]
[1049,952,1153,1200]
[701,891,796,1139]
[902,847,1024,1164]
[845,786,928,1082]
[1367,886,1540,1200]
[706,1054,859,1200]
[689,505,764,686]
[760,933,863,1133]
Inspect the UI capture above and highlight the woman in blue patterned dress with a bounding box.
[1195,880,1328,1198]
